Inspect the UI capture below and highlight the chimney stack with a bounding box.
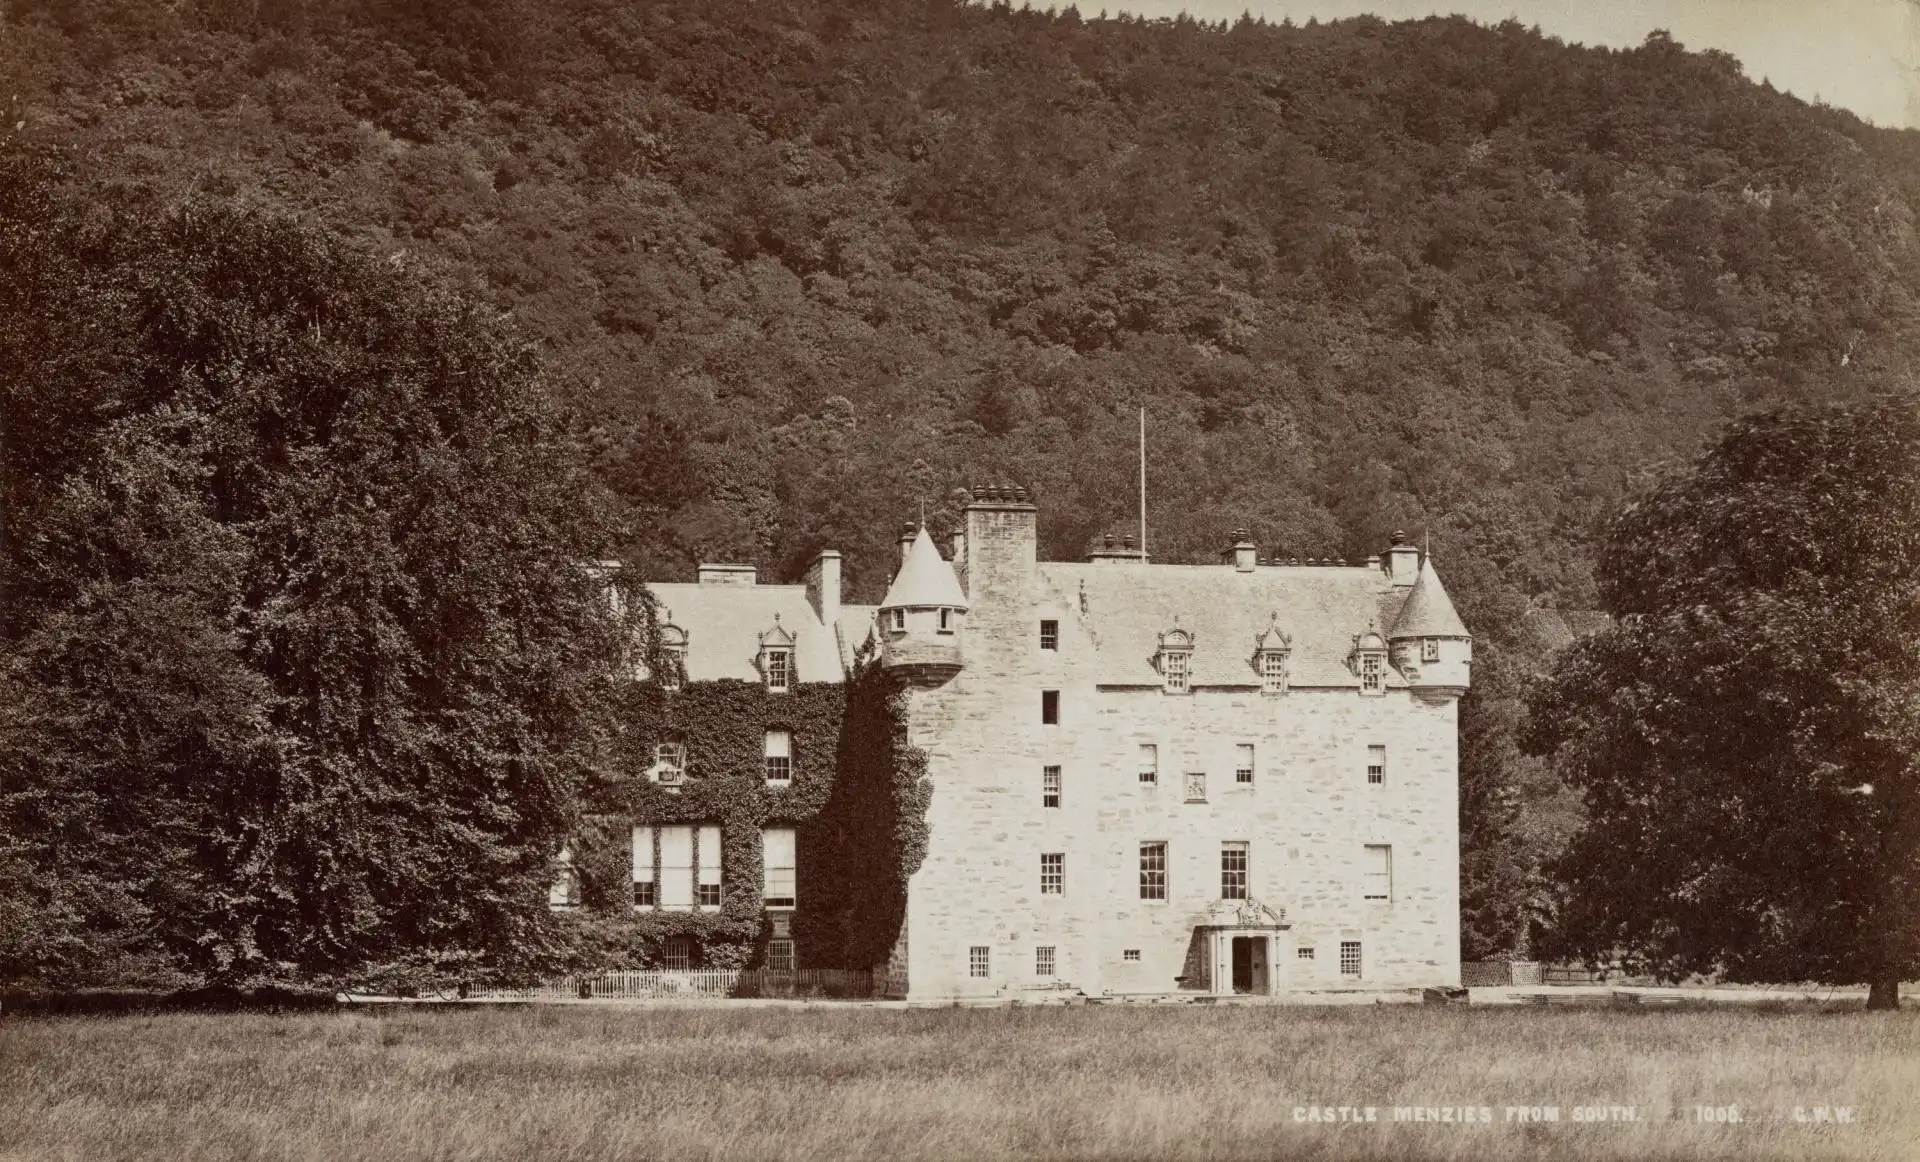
[898,521,917,564]
[1089,529,1148,565]
[1223,528,1257,573]
[963,482,1039,589]
[1386,531,1420,587]
[804,549,841,631]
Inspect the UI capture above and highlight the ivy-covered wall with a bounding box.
[567,657,929,971]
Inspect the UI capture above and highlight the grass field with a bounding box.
[2,1002,1915,1161]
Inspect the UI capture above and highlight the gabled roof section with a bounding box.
[836,605,879,672]
[645,584,844,683]
[879,526,969,611]
[1388,560,1470,640]
[1038,562,1410,689]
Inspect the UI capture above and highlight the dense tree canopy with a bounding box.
[9,0,1920,960]
[1524,398,1920,1007]
[0,152,638,992]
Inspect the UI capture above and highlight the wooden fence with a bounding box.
[457,968,875,1002]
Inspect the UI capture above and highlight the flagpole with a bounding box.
[1138,407,1147,557]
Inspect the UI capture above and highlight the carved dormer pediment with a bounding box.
[758,615,796,650]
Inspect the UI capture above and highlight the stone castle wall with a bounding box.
[896,505,1461,1001]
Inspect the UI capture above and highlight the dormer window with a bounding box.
[758,618,796,693]
[1157,627,1194,694]
[1352,628,1388,696]
[1164,650,1190,693]
[1254,617,1291,695]
[658,623,688,691]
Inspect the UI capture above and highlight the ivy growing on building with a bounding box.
[565,652,929,971]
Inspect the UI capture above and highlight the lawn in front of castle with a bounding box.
[3,1003,1913,1161]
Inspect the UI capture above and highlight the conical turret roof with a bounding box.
[880,526,969,611]
[1389,560,1470,639]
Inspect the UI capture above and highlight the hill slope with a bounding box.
[9,0,1920,953]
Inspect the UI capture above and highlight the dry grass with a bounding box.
[1,1002,1915,1161]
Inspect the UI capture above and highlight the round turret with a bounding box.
[1388,559,1473,700]
[879,526,969,685]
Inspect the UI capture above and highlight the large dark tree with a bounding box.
[1524,398,1920,1008]
[0,150,639,992]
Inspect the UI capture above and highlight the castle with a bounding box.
[592,486,1471,1001]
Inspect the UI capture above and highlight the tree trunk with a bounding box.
[1866,975,1901,1010]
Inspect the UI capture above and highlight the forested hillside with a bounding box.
[9,0,1920,954]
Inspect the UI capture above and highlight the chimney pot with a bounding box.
[1122,533,1135,550]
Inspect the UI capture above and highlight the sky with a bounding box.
[1113,0,1919,130]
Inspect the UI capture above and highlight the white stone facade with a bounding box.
[630,487,1472,1001]
[889,490,1469,1001]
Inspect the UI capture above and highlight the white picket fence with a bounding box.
[459,968,874,1002]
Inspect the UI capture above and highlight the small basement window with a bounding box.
[969,946,990,978]
[1297,946,1315,961]
[1035,946,1056,977]
[1122,949,1141,962]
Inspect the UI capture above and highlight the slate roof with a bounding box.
[649,583,845,684]
[879,527,969,610]
[1037,562,1419,689]
[1388,561,1470,640]
[836,605,879,672]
